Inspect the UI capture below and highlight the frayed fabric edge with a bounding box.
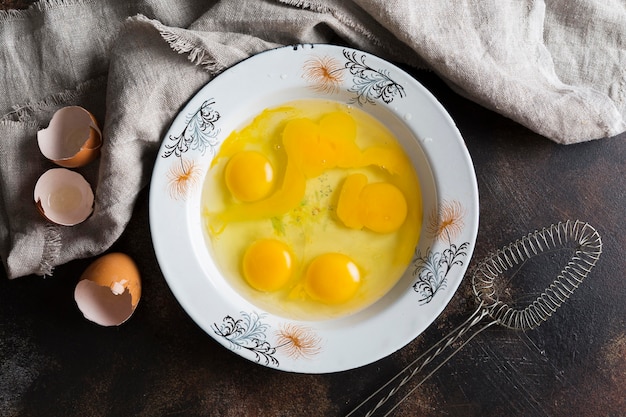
[0,119,39,130]
[37,223,62,277]
[0,8,26,22]
[4,76,106,123]
[34,0,98,11]
[131,14,222,72]
[276,0,334,14]
[160,28,223,72]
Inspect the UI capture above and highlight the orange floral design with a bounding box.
[167,158,202,200]
[302,55,345,94]
[427,199,465,242]
[275,323,322,359]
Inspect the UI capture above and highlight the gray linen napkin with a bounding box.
[1,0,625,279]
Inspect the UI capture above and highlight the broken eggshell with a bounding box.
[37,106,102,168]
[74,253,142,326]
[33,168,94,226]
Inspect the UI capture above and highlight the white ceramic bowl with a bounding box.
[149,44,479,373]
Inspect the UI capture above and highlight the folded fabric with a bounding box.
[1,0,625,279]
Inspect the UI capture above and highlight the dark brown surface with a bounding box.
[1,3,625,417]
[0,0,35,10]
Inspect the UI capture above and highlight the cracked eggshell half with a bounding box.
[74,253,142,326]
[37,106,102,168]
[34,168,94,226]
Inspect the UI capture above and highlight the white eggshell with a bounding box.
[74,280,134,326]
[37,106,102,168]
[33,168,94,226]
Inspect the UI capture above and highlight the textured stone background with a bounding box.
[2,2,625,417]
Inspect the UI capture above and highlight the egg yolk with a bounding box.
[305,253,361,304]
[242,239,294,292]
[360,182,408,233]
[224,151,274,202]
[336,173,408,233]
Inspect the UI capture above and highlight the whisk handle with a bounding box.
[346,304,495,417]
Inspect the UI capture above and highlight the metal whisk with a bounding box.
[346,220,602,417]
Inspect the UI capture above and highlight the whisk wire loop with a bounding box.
[475,220,602,331]
[346,221,602,417]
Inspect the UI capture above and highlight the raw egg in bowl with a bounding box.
[149,44,478,373]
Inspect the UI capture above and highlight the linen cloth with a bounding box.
[1,0,625,279]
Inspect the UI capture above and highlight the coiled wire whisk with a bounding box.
[346,220,602,417]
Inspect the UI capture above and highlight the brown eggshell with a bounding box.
[37,106,102,168]
[74,253,142,326]
[33,168,94,226]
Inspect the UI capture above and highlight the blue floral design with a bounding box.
[212,311,279,366]
[342,50,406,106]
[412,241,469,304]
[163,99,221,158]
